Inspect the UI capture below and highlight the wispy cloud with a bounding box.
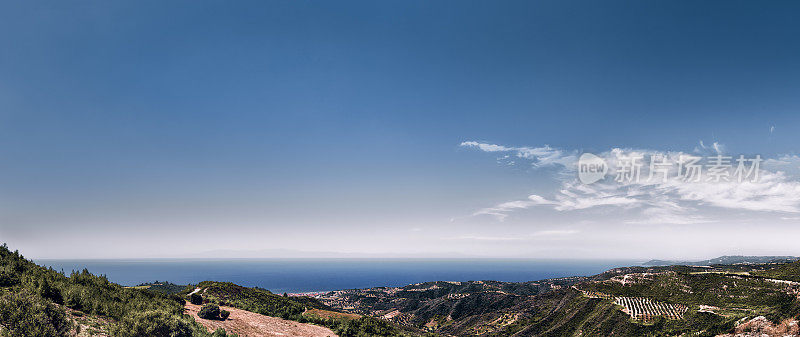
[448,230,579,241]
[447,234,525,241]
[465,142,800,224]
[695,140,725,155]
[472,195,556,221]
[531,229,579,236]
[460,141,577,168]
[764,154,800,177]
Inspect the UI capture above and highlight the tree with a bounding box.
[111,310,195,337]
[0,290,71,337]
[190,292,203,305]
[198,303,221,320]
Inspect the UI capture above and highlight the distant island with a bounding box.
[642,255,799,266]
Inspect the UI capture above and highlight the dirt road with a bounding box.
[185,303,337,337]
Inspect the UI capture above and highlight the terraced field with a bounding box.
[614,297,688,320]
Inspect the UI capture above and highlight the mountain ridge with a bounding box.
[642,255,799,266]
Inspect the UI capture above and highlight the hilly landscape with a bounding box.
[0,244,427,337]
[3,243,800,336]
[315,264,800,336]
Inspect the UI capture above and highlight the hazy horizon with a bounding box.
[3,1,800,260]
[14,245,800,262]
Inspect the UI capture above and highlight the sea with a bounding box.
[34,258,640,294]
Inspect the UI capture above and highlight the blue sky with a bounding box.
[1,1,800,258]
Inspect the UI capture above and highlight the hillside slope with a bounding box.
[1,243,433,337]
[5,243,800,337]
[189,281,429,337]
[0,244,225,337]
[185,302,337,337]
[322,264,800,336]
[756,260,800,282]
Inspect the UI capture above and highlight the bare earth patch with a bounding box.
[303,308,361,320]
[185,303,337,337]
[716,316,799,337]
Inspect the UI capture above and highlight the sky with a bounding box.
[1,0,800,259]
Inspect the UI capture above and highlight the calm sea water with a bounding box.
[34,259,639,294]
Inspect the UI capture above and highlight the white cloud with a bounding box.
[764,155,800,177]
[531,229,579,236]
[460,141,577,168]
[447,230,579,241]
[447,235,524,241]
[472,195,556,221]
[694,140,725,155]
[626,207,711,225]
[466,142,800,224]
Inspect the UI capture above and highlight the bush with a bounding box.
[0,290,72,337]
[0,244,213,336]
[198,303,221,320]
[336,317,397,337]
[220,309,230,320]
[38,277,63,304]
[211,327,239,336]
[111,310,195,337]
[0,267,19,287]
[190,292,203,305]
[194,281,311,319]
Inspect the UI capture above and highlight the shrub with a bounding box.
[0,290,72,337]
[0,244,212,336]
[190,292,203,305]
[0,267,19,287]
[198,303,221,320]
[111,310,195,337]
[38,278,63,304]
[336,317,397,337]
[63,287,84,311]
[194,281,310,318]
[211,327,239,336]
[220,309,230,320]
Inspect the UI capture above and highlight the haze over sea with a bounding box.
[35,259,639,294]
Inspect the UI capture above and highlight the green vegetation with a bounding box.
[197,304,221,320]
[192,281,321,319]
[323,265,800,336]
[190,292,203,305]
[336,317,399,337]
[134,281,191,295]
[299,314,428,337]
[0,243,428,337]
[10,240,796,337]
[0,289,72,336]
[500,290,735,337]
[193,281,429,336]
[756,260,800,282]
[0,244,231,337]
[110,310,196,337]
[581,271,800,321]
